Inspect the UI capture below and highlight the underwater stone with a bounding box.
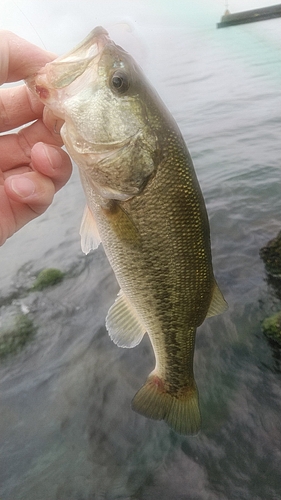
[32,268,65,291]
[260,231,281,277]
[0,314,37,358]
[262,312,281,346]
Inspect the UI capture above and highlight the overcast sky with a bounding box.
[1,0,279,55]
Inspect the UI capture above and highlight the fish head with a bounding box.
[27,27,161,200]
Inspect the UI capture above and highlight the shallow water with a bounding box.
[1,9,281,500]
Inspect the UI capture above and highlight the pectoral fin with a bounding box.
[79,205,101,254]
[106,290,146,348]
[104,203,141,246]
[206,281,228,318]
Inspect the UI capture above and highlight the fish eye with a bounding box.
[110,71,130,93]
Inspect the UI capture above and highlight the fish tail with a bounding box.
[131,374,201,435]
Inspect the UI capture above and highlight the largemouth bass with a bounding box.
[27,27,227,435]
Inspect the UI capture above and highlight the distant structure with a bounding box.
[217,3,281,28]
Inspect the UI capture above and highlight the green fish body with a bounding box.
[27,27,227,435]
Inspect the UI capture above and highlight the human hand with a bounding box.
[0,31,72,246]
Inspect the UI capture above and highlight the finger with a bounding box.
[2,166,32,180]
[0,119,64,172]
[0,30,55,85]
[0,132,30,171]
[1,171,55,245]
[43,107,65,136]
[1,147,72,246]
[0,84,44,132]
[31,142,72,192]
[4,170,55,217]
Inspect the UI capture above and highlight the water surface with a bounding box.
[0,7,281,500]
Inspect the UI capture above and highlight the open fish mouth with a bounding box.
[26,27,110,109]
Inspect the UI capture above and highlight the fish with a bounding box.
[26,27,227,435]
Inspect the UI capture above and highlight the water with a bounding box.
[1,10,281,500]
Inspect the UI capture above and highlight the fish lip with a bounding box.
[26,26,110,98]
[55,26,109,65]
[70,129,141,156]
[45,27,110,89]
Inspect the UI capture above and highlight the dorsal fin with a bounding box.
[79,205,101,254]
[106,290,146,348]
[206,281,228,318]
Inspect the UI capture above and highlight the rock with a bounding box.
[0,313,37,358]
[262,312,281,346]
[260,231,281,277]
[31,268,65,291]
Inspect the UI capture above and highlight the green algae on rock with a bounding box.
[0,314,37,359]
[260,231,281,277]
[32,268,65,291]
[262,312,281,346]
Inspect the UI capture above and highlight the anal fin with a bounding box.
[206,281,228,318]
[106,290,146,348]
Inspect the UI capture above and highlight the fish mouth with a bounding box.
[67,130,140,156]
[26,27,110,107]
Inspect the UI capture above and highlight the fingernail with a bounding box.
[40,143,62,170]
[10,177,36,198]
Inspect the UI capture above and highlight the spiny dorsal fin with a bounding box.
[79,205,101,254]
[206,281,228,318]
[106,290,146,348]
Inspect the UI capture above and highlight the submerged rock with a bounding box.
[31,268,65,291]
[260,231,281,277]
[262,312,281,346]
[0,313,37,358]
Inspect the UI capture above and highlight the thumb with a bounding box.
[5,171,55,215]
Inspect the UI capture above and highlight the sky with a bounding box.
[0,0,280,99]
[0,0,279,115]
[1,0,279,56]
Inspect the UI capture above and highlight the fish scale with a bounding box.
[27,26,227,435]
[92,129,214,431]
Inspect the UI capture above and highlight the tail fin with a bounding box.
[131,375,201,436]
